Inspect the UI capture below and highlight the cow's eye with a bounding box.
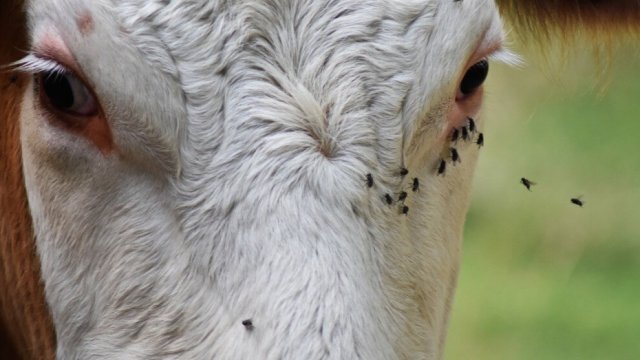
[459,59,489,96]
[38,70,98,117]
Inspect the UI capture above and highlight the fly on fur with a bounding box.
[366,173,374,188]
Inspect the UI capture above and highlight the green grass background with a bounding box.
[445,42,640,360]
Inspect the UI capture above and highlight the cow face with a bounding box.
[19,0,508,358]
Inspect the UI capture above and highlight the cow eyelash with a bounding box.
[488,47,523,67]
[11,54,68,76]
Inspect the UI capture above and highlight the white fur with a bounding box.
[20,0,504,358]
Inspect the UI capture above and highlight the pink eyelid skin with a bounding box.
[32,32,83,78]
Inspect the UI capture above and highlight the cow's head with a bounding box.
[13,0,639,358]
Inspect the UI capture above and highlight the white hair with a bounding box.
[20,0,505,358]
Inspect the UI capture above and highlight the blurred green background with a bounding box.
[446,41,640,360]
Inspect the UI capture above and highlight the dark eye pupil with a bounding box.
[42,72,74,110]
[460,59,489,95]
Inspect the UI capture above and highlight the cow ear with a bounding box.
[496,0,640,41]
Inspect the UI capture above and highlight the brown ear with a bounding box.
[496,0,640,41]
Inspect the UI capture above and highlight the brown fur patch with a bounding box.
[0,0,56,359]
[76,10,94,36]
[497,0,640,42]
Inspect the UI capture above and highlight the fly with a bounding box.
[521,177,536,191]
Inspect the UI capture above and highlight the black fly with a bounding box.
[401,205,409,215]
[461,127,469,141]
[476,133,484,148]
[366,173,374,188]
[412,178,419,192]
[450,148,460,163]
[570,196,584,207]
[400,168,409,176]
[398,191,408,201]
[437,159,446,175]
[451,128,460,142]
[242,319,254,330]
[384,193,393,205]
[520,178,535,191]
[467,117,476,133]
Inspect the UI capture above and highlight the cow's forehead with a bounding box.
[26,0,502,108]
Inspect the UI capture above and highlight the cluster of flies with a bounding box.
[366,170,416,215]
[520,178,584,207]
[437,117,483,176]
[365,117,482,216]
[361,115,584,220]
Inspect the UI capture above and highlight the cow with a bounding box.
[1,0,638,359]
